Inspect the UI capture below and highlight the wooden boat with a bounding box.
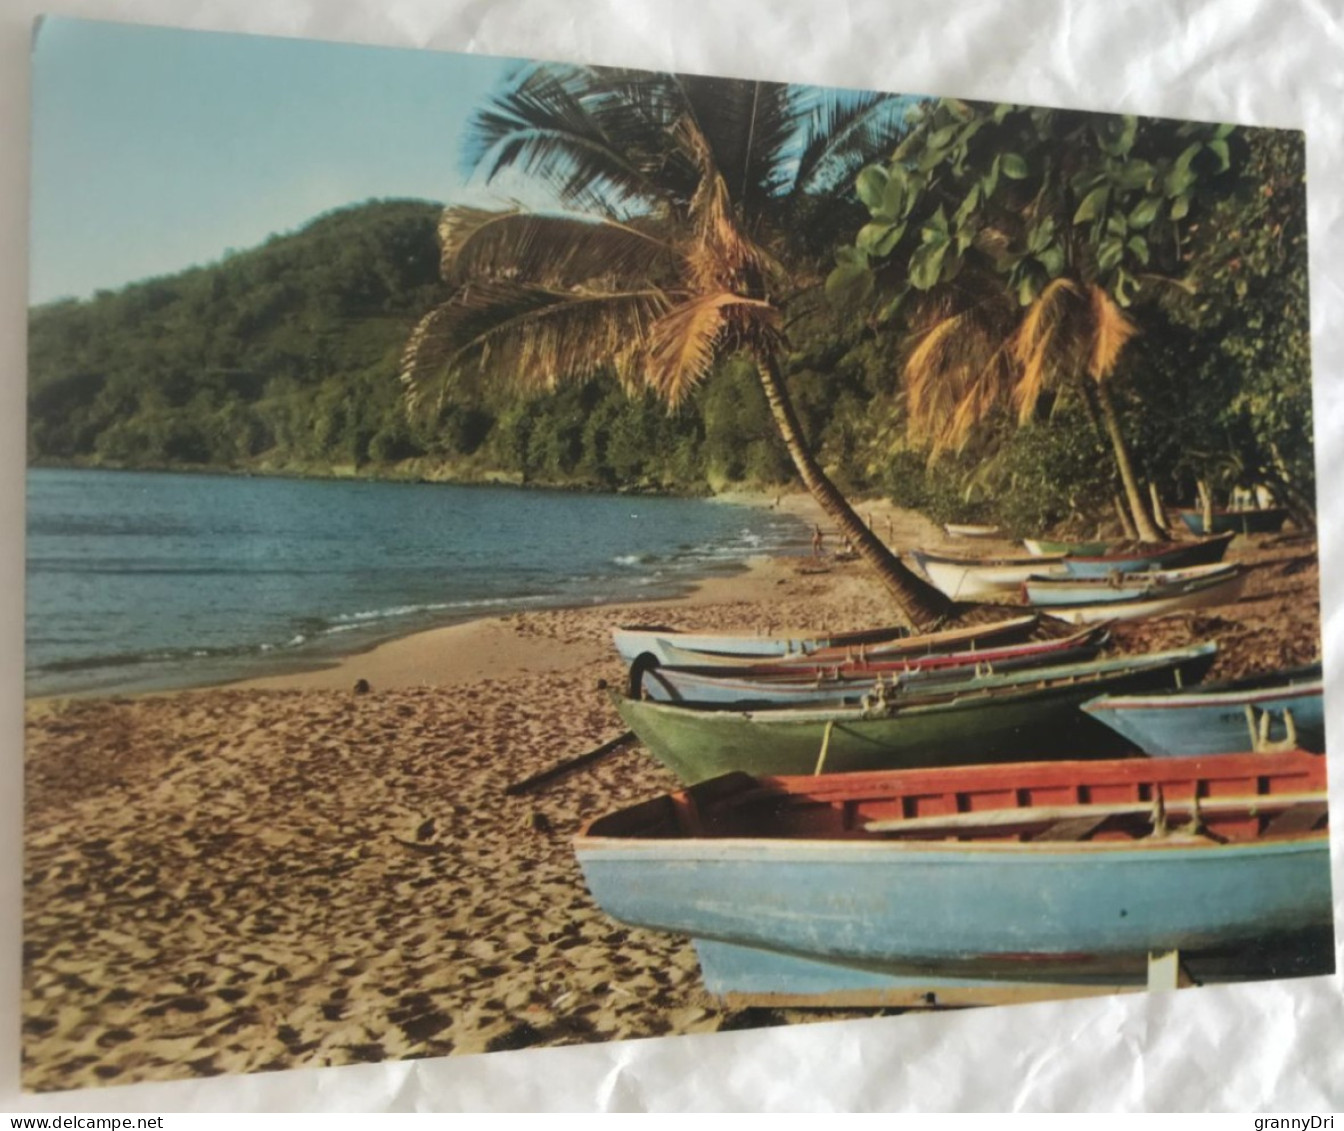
[614,644,1218,783]
[1061,532,1235,578]
[575,750,1331,1003]
[1023,538,1115,557]
[1027,565,1248,624]
[1022,563,1240,607]
[908,548,1067,602]
[632,627,1111,706]
[636,614,1040,669]
[944,522,1002,539]
[1178,507,1289,536]
[1082,663,1324,755]
[612,622,910,665]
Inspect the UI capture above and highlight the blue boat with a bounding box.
[1081,663,1325,755]
[575,752,1332,1002]
[1062,531,1234,578]
[1022,564,1249,624]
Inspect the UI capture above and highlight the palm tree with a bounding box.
[400,64,951,628]
[834,99,1235,542]
[903,270,1165,541]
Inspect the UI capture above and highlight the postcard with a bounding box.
[20,12,1332,1099]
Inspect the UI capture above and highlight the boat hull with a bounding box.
[1023,538,1114,557]
[635,632,1108,706]
[1024,563,1241,607]
[645,615,1040,668]
[690,930,1335,1005]
[575,753,1333,995]
[612,623,910,665]
[579,825,1330,985]
[945,523,1001,538]
[909,550,1066,601]
[616,646,1217,782]
[1082,666,1325,755]
[1031,568,1247,624]
[1061,532,1234,578]
[1178,508,1288,535]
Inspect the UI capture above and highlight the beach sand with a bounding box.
[21,496,1324,1092]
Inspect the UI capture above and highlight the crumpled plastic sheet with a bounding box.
[1,0,1341,1113]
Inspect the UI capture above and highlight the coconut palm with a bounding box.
[903,270,1162,541]
[834,99,1236,542]
[401,64,951,628]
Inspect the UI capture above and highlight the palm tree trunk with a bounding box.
[1114,494,1138,540]
[1148,481,1170,536]
[1093,382,1164,542]
[753,352,951,630]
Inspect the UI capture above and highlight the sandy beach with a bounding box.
[21,495,1324,1092]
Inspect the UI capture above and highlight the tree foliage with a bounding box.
[830,98,1315,532]
[27,198,813,493]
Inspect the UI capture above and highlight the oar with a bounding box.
[504,730,637,796]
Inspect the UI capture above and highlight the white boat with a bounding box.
[611,622,911,664]
[944,523,1001,539]
[619,615,1041,667]
[908,548,1067,602]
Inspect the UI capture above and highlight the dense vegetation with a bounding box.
[28,198,879,494]
[29,104,1316,539]
[834,103,1316,534]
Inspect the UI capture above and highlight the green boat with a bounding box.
[1022,537,1115,557]
[614,644,1218,783]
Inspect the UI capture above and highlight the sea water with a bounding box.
[25,468,809,697]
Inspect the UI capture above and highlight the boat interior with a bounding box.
[581,752,1329,847]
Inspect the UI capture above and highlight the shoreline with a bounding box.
[22,526,916,1091]
[20,500,1324,1090]
[27,487,941,702]
[220,490,942,695]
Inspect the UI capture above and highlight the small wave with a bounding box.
[330,603,454,624]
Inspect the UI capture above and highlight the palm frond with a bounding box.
[935,339,1018,457]
[903,284,1020,457]
[676,118,782,293]
[676,75,796,224]
[647,293,728,406]
[1009,277,1083,423]
[437,207,678,289]
[464,63,677,215]
[400,281,673,413]
[1087,284,1138,382]
[790,91,917,198]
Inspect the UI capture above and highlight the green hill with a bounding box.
[26,198,811,492]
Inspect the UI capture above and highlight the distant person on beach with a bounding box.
[812,524,824,557]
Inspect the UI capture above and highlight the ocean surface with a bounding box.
[25,468,810,697]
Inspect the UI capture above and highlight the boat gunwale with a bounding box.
[619,643,1219,722]
[646,625,1109,682]
[574,826,1329,859]
[1023,562,1240,590]
[1027,571,1247,619]
[1061,530,1236,566]
[645,614,1043,666]
[1083,680,1324,712]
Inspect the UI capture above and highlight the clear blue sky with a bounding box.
[29,18,524,304]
